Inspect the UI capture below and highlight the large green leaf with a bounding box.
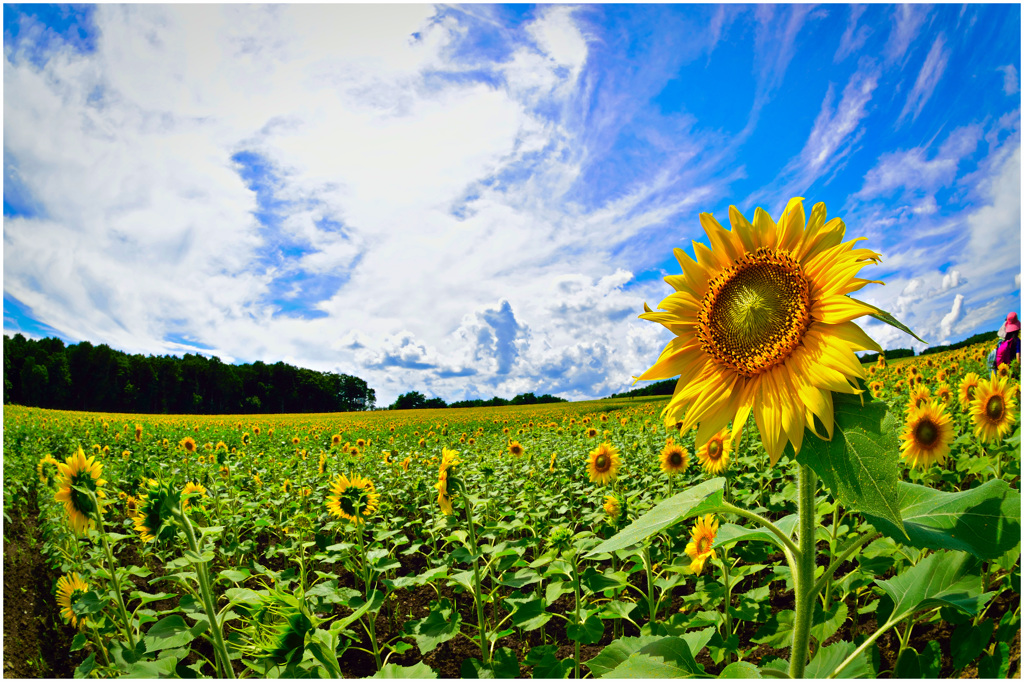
[143,615,208,652]
[585,629,715,678]
[719,661,760,678]
[715,516,798,551]
[806,641,874,678]
[874,550,992,627]
[863,303,926,344]
[862,479,1021,560]
[373,662,438,679]
[797,392,904,535]
[402,598,462,655]
[587,479,725,557]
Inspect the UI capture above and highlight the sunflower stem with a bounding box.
[464,496,490,665]
[355,520,382,671]
[788,464,817,679]
[717,501,800,558]
[177,509,235,679]
[87,491,136,652]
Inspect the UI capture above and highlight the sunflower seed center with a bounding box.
[699,247,810,377]
[914,420,939,447]
[987,396,1005,420]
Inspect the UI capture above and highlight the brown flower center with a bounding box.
[986,395,1005,421]
[707,441,722,459]
[914,419,939,447]
[595,454,610,471]
[669,451,683,467]
[699,247,810,377]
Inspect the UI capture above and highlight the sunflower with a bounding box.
[180,437,197,454]
[54,448,107,534]
[587,443,621,485]
[869,380,884,398]
[959,373,982,410]
[435,469,454,515]
[133,486,175,543]
[219,464,231,479]
[660,442,690,476]
[603,495,622,521]
[636,198,886,465]
[291,436,300,445]
[935,384,952,404]
[134,425,143,442]
[356,438,366,448]
[900,401,954,469]
[971,373,1018,443]
[908,385,932,412]
[326,474,379,524]
[401,456,411,471]
[181,481,207,509]
[684,514,719,575]
[37,454,60,486]
[508,441,524,457]
[585,427,599,438]
[696,430,731,475]
[331,434,342,447]
[56,572,90,629]
[549,452,557,473]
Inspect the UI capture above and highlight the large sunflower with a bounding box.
[636,198,885,465]
[684,514,719,575]
[326,474,380,524]
[696,429,731,475]
[971,373,1018,443]
[660,441,690,476]
[900,400,953,469]
[54,448,107,534]
[56,572,90,629]
[587,443,621,485]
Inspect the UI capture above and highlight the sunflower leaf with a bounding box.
[862,302,926,344]
[586,478,725,557]
[874,550,992,628]
[861,479,1021,560]
[797,393,905,536]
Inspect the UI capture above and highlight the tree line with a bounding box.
[3,334,376,414]
[389,390,566,410]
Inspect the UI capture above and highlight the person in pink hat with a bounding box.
[995,312,1020,368]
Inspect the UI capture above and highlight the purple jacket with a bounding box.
[996,336,1020,367]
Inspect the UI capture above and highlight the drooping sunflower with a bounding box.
[134,424,143,442]
[660,442,690,476]
[696,430,731,475]
[684,514,719,575]
[636,198,888,465]
[56,572,90,629]
[133,485,176,543]
[326,473,379,524]
[54,448,107,534]
[958,372,982,410]
[435,469,454,515]
[971,373,1018,443]
[587,443,621,485]
[603,495,622,521]
[900,401,954,469]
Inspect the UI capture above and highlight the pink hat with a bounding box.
[1005,312,1021,333]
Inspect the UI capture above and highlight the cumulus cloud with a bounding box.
[938,293,964,342]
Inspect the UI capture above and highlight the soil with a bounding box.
[3,489,84,678]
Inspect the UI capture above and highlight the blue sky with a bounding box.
[4,4,1021,405]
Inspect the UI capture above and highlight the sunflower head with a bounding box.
[180,437,197,454]
[587,443,621,486]
[637,198,886,466]
[181,481,207,510]
[133,483,180,543]
[900,400,954,469]
[603,495,625,522]
[660,443,690,476]
[54,448,107,535]
[684,514,719,575]
[696,430,732,475]
[56,572,91,629]
[326,473,380,524]
[959,373,982,410]
[37,454,60,487]
[971,373,1018,443]
[508,441,524,457]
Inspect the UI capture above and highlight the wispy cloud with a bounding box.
[999,64,1020,95]
[884,4,930,65]
[834,5,871,63]
[897,34,949,126]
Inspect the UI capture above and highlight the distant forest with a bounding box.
[388,390,566,410]
[3,334,376,414]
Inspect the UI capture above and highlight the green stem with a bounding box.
[811,532,881,599]
[788,465,817,679]
[464,498,490,665]
[717,501,801,558]
[721,548,733,654]
[571,556,582,679]
[355,522,382,671]
[644,544,657,625]
[88,493,136,651]
[178,510,235,678]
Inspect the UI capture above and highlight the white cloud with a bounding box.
[885,4,929,65]
[898,34,949,126]
[856,125,979,200]
[939,293,964,342]
[834,5,871,63]
[999,65,1020,96]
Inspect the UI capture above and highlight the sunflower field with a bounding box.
[1,342,1019,679]
[3,199,1021,679]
